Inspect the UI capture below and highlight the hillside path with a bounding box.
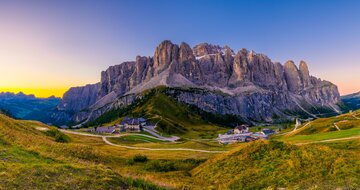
[295,136,360,145]
[276,121,312,136]
[142,116,180,141]
[60,129,168,141]
[61,129,360,152]
[60,129,225,153]
[102,136,226,153]
[333,123,341,131]
[352,114,360,120]
[143,128,180,141]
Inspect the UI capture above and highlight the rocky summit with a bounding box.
[57,40,341,124]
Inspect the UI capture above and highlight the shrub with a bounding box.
[145,159,205,172]
[126,159,135,165]
[44,129,71,143]
[126,177,167,190]
[145,160,176,172]
[133,154,148,162]
[127,154,148,164]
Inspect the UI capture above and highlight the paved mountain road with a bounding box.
[61,129,359,153]
[295,136,360,145]
[60,129,226,153]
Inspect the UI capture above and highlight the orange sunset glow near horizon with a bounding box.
[0,87,68,98]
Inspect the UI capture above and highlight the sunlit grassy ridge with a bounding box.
[0,114,163,189]
[290,110,360,136]
[280,128,360,143]
[192,140,360,189]
[131,92,228,138]
[272,109,360,145]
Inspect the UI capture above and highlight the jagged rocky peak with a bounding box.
[299,60,311,87]
[98,61,136,98]
[223,45,235,55]
[193,43,221,57]
[179,42,195,62]
[284,60,302,93]
[153,40,179,74]
[193,42,235,57]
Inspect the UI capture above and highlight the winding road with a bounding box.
[60,129,167,140]
[352,113,360,120]
[102,136,226,153]
[276,121,312,136]
[333,122,341,131]
[143,128,180,141]
[60,129,226,153]
[142,117,181,141]
[61,113,359,153]
[295,136,360,145]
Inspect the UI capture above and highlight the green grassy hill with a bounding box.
[192,140,360,189]
[89,87,241,139]
[291,110,360,136]
[0,114,163,189]
[131,92,229,138]
[188,110,360,189]
[1,113,359,189]
[272,109,360,144]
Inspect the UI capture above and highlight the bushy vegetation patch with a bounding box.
[146,160,176,172]
[126,178,167,190]
[44,128,71,143]
[145,158,205,173]
[133,154,148,162]
[127,154,149,165]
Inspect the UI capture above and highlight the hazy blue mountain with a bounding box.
[0,92,60,123]
[341,91,360,110]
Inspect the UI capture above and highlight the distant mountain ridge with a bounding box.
[0,92,36,99]
[0,91,60,122]
[55,40,341,125]
[341,91,360,110]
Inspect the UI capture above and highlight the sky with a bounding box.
[0,0,359,97]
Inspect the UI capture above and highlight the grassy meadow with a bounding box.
[273,109,360,144]
[1,107,360,189]
[0,114,166,189]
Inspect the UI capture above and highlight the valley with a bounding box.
[1,106,358,189]
[1,40,360,189]
[2,1,360,189]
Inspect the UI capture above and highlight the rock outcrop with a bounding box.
[58,83,100,112]
[56,40,341,124]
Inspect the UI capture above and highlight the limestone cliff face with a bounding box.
[57,40,341,124]
[57,83,100,112]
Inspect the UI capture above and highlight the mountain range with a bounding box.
[51,40,342,126]
[341,91,360,110]
[0,92,60,122]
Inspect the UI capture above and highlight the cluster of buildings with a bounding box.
[90,117,147,134]
[217,124,276,144]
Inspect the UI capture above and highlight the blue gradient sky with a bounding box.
[0,0,359,97]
